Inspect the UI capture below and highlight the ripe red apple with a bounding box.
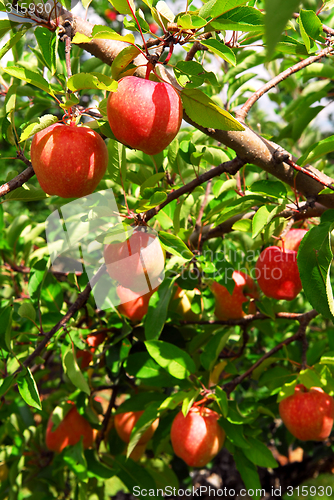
[172,285,203,321]
[45,403,94,452]
[170,406,225,467]
[210,271,258,320]
[104,227,165,294]
[85,332,107,349]
[278,228,308,251]
[107,76,182,155]
[117,285,156,322]
[114,410,159,444]
[149,23,159,34]
[30,123,108,198]
[105,8,117,21]
[77,349,93,369]
[279,384,334,441]
[255,246,302,301]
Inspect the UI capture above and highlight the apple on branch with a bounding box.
[170,406,225,467]
[107,76,182,156]
[255,246,302,301]
[278,228,308,251]
[116,285,157,322]
[45,402,95,453]
[30,123,108,198]
[104,227,165,295]
[114,410,159,444]
[279,384,334,441]
[210,271,258,320]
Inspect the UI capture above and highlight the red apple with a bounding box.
[107,76,182,155]
[170,406,225,467]
[104,227,165,294]
[105,8,117,21]
[30,123,108,198]
[278,228,308,251]
[76,349,93,369]
[210,271,258,320]
[45,403,94,452]
[114,410,159,444]
[172,285,203,321]
[255,246,302,301]
[279,384,334,441]
[85,332,107,349]
[117,285,156,322]
[149,23,159,34]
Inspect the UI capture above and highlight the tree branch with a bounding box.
[235,46,334,122]
[143,157,245,222]
[222,309,318,395]
[15,264,107,374]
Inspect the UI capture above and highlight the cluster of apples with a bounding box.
[30,76,182,199]
[45,388,334,463]
[210,228,307,322]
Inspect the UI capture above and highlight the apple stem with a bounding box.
[126,0,149,55]
[145,62,153,80]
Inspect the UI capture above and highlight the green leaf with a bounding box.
[34,27,57,75]
[220,420,249,448]
[215,386,228,418]
[19,114,58,142]
[67,73,118,92]
[250,180,287,198]
[0,26,28,60]
[107,139,127,182]
[159,389,199,411]
[17,368,42,410]
[63,442,88,481]
[211,6,265,32]
[113,456,158,500]
[252,205,272,239]
[159,230,193,260]
[298,10,323,46]
[18,302,36,323]
[2,66,54,95]
[0,304,13,351]
[297,222,334,320]
[199,0,248,19]
[108,0,134,15]
[0,374,15,399]
[0,19,15,38]
[234,449,262,496]
[265,0,300,59]
[145,339,196,379]
[201,39,236,66]
[242,436,278,468]
[62,348,90,395]
[297,134,334,166]
[181,89,244,131]
[213,195,266,225]
[144,278,177,340]
[178,13,207,29]
[111,45,141,80]
[125,352,178,386]
[5,184,47,202]
[200,330,231,371]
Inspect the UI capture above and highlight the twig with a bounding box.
[14,265,107,374]
[0,166,35,197]
[144,157,245,223]
[222,309,318,395]
[236,46,334,123]
[95,384,119,451]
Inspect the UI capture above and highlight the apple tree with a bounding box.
[0,0,334,498]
